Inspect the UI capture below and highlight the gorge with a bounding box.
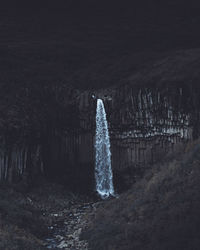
[0,60,198,192]
[1,1,200,249]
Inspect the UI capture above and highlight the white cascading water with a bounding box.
[95,99,114,198]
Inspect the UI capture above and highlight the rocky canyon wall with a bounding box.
[0,83,199,189]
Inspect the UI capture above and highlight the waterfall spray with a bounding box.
[95,99,114,198]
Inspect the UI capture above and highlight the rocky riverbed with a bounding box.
[44,202,95,249]
[0,180,102,250]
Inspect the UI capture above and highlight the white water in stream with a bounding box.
[95,99,114,198]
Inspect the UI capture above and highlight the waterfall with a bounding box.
[95,99,114,198]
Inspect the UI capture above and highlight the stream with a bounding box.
[44,201,97,249]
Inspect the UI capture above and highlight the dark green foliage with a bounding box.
[0,184,47,250]
[82,140,200,250]
[0,185,47,236]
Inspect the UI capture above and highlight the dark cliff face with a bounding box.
[0,49,200,193]
[1,2,200,191]
[77,49,200,188]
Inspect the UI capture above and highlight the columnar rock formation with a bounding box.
[0,83,198,188]
[77,85,194,173]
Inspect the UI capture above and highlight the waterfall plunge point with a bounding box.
[95,99,114,198]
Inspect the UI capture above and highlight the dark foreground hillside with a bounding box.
[1,140,200,249]
[0,181,94,249]
[82,140,200,250]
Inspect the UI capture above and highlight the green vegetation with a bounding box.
[82,140,200,250]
